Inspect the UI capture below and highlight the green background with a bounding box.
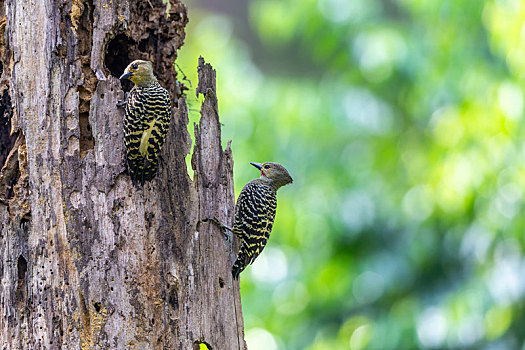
[176,0,525,348]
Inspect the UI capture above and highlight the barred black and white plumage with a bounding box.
[232,162,293,279]
[120,60,171,185]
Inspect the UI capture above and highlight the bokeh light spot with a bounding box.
[487,244,525,305]
[498,82,523,120]
[417,307,447,348]
[352,29,407,82]
[195,15,233,50]
[272,281,310,315]
[484,306,512,340]
[352,271,385,305]
[402,185,434,222]
[245,328,278,350]
[317,0,352,23]
[431,106,464,147]
[458,314,484,346]
[341,190,376,233]
[350,324,372,350]
[251,247,288,284]
[343,88,393,134]
[460,222,493,263]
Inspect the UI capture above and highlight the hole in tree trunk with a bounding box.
[79,112,94,158]
[102,1,188,106]
[168,285,179,309]
[92,301,101,313]
[104,34,137,92]
[20,215,30,226]
[15,255,27,304]
[0,88,21,202]
[0,89,18,170]
[138,37,149,52]
[17,255,27,281]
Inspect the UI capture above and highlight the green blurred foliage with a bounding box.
[176,0,525,348]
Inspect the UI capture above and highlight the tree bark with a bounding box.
[0,0,246,349]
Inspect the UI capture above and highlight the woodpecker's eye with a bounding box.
[263,164,270,170]
[132,64,138,70]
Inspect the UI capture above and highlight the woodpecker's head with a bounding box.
[251,162,293,189]
[120,60,156,87]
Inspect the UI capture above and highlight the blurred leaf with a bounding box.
[178,0,525,348]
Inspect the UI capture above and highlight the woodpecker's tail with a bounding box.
[233,248,253,279]
[127,156,145,186]
[142,157,159,183]
[232,259,246,280]
[127,156,159,186]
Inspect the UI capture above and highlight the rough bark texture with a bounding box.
[0,0,246,349]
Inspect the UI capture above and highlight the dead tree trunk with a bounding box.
[0,0,246,349]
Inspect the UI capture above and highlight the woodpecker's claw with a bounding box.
[204,217,232,240]
[117,92,129,108]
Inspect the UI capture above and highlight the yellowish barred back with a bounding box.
[120,60,171,185]
[232,162,293,278]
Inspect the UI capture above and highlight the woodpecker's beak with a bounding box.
[120,72,133,80]
[250,162,262,170]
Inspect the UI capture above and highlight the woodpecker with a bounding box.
[230,162,293,279]
[119,60,171,185]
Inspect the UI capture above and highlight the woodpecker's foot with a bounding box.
[204,217,232,240]
[117,92,129,108]
[206,217,232,232]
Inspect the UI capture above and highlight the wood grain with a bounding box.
[0,0,246,348]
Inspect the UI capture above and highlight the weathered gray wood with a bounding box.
[0,0,246,348]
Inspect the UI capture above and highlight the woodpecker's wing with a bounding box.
[141,85,171,182]
[232,181,277,267]
[123,84,171,184]
[124,87,152,184]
